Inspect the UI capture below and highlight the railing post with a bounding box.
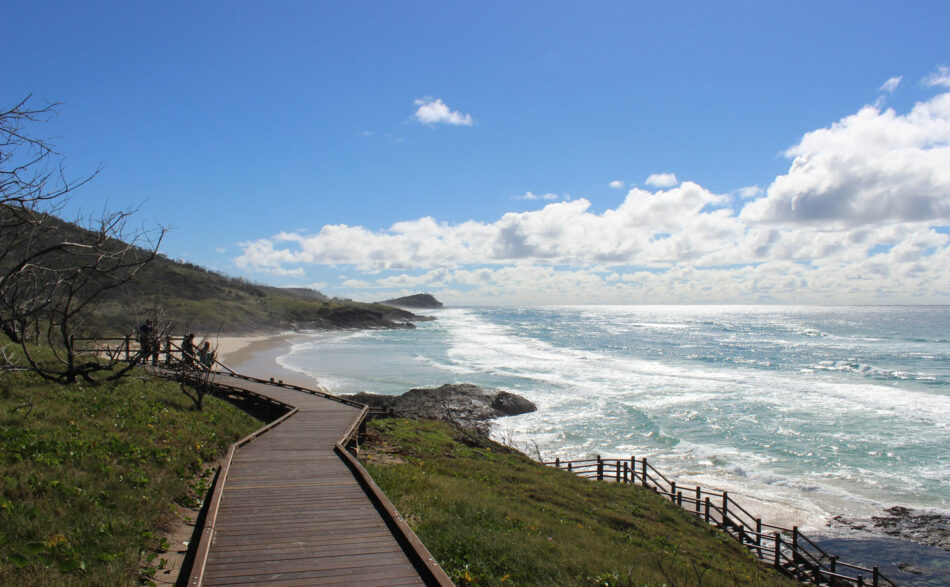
[165,336,171,365]
[622,462,628,483]
[630,456,636,483]
[124,334,130,361]
[676,491,682,507]
[568,462,572,472]
[596,455,603,481]
[670,481,676,502]
[830,555,837,575]
[791,526,798,560]
[755,518,762,555]
[857,576,865,587]
[774,533,782,568]
[555,457,560,469]
[641,458,648,488]
[872,566,879,587]
[616,460,621,482]
[722,491,729,527]
[704,497,711,523]
[695,486,701,513]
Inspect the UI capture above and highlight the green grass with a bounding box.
[0,348,262,585]
[362,418,792,586]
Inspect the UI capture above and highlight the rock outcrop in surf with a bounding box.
[344,383,535,433]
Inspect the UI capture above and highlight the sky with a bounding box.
[3,1,949,305]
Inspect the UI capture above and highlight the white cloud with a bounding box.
[736,186,763,200]
[741,91,950,228]
[514,191,560,201]
[236,84,950,304]
[341,279,373,288]
[645,172,679,188]
[925,65,950,89]
[215,247,227,254]
[412,97,474,126]
[879,76,902,93]
[609,180,625,189]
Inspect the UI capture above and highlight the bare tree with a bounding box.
[174,337,219,410]
[0,95,166,383]
[0,94,96,210]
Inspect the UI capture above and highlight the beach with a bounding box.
[216,333,319,390]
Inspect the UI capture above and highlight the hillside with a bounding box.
[0,208,432,337]
[379,293,444,309]
[97,253,431,335]
[362,418,790,585]
[0,348,263,585]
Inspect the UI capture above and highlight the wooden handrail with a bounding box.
[547,455,895,586]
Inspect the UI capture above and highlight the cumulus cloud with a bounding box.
[341,279,373,288]
[514,191,560,201]
[609,180,625,189]
[879,76,902,93]
[736,186,763,200]
[236,82,950,304]
[925,66,950,88]
[412,97,474,126]
[741,91,950,228]
[645,172,679,187]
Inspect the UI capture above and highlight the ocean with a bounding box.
[277,305,949,562]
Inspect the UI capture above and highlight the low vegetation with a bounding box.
[361,418,791,586]
[0,344,261,585]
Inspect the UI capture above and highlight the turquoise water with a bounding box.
[279,305,950,533]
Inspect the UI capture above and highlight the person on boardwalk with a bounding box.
[198,341,215,370]
[181,333,196,366]
[137,319,158,365]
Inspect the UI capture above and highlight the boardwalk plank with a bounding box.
[197,373,426,585]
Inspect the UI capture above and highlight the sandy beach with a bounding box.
[216,333,321,390]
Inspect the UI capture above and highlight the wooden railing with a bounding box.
[546,456,896,586]
[74,335,187,366]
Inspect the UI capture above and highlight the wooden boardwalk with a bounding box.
[188,372,450,586]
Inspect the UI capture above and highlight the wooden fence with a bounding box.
[546,456,896,586]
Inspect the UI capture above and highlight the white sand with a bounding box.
[214,333,321,390]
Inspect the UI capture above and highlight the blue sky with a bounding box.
[4,1,949,304]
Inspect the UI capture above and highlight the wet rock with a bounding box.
[897,562,925,575]
[491,391,536,416]
[344,383,536,432]
[831,507,950,552]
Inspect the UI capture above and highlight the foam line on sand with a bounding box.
[216,333,321,390]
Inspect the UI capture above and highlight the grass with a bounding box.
[361,418,792,586]
[0,345,262,585]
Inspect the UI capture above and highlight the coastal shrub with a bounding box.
[0,361,260,585]
[362,418,791,586]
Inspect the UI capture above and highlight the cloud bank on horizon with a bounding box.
[237,75,950,305]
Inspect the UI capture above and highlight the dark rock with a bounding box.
[897,562,924,575]
[343,383,536,433]
[380,307,436,323]
[491,391,536,416]
[830,506,950,552]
